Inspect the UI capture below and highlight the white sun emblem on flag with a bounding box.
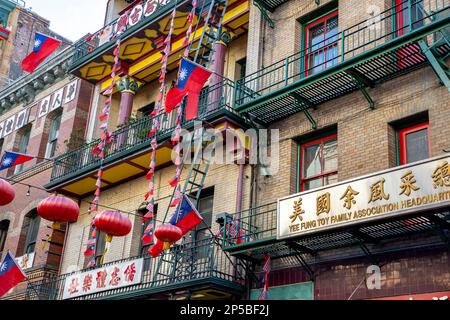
[2,157,12,166]
[179,68,188,81]
[0,262,6,272]
[34,39,41,48]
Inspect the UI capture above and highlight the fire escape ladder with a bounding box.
[290,92,317,129]
[418,28,450,92]
[190,0,229,68]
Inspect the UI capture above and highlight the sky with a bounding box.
[24,0,109,42]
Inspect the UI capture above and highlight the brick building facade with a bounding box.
[0,0,449,300]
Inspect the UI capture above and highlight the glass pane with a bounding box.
[405,128,428,163]
[323,138,338,172]
[325,15,338,45]
[309,22,325,51]
[310,51,325,74]
[303,143,321,178]
[303,177,322,191]
[198,195,213,228]
[49,114,62,140]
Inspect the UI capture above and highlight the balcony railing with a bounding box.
[236,0,450,111]
[71,0,183,67]
[21,237,244,300]
[50,78,238,183]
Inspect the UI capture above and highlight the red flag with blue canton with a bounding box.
[0,251,26,297]
[148,195,203,257]
[22,32,61,73]
[141,223,154,245]
[164,58,211,120]
[0,151,34,171]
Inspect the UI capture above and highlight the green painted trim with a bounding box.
[296,144,300,193]
[236,14,450,114]
[395,129,400,166]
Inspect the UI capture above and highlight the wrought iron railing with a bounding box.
[222,202,278,250]
[235,0,450,107]
[21,237,243,300]
[50,78,237,182]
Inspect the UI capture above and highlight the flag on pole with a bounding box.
[258,255,271,300]
[164,58,211,120]
[141,223,154,245]
[0,251,26,297]
[21,32,61,73]
[148,195,203,257]
[0,151,34,171]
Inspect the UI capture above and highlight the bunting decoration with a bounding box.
[167,0,199,193]
[90,38,122,213]
[141,7,177,247]
[84,224,97,268]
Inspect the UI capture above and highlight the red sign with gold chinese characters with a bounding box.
[278,155,450,239]
[62,258,143,299]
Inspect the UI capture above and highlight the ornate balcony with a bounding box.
[45,78,249,196]
[236,0,450,124]
[19,237,245,300]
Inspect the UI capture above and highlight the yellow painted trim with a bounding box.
[99,0,249,92]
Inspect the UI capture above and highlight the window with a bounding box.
[395,0,424,36]
[398,122,430,165]
[95,231,107,265]
[0,138,4,155]
[0,220,10,257]
[300,134,338,191]
[22,210,41,255]
[138,203,158,255]
[235,58,247,81]
[137,102,155,119]
[14,126,31,174]
[304,11,339,75]
[45,112,62,158]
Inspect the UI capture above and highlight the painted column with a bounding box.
[116,75,143,146]
[116,75,143,126]
[207,32,231,112]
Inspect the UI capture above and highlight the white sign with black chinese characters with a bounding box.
[278,155,450,240]
[15,252,35,270]
[62,258,144,300]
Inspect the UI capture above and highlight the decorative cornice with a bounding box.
[0,46,74,115]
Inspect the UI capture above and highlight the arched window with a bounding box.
[0,220,10,257]
[18,209,41,256]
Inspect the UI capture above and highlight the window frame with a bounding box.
[45,112,62,159]
[304,10,339,76]
[299,133,338,192]
[23,211,41,255]
[398,121,430,165]
[0,220,10,257]
[14,126,31,174]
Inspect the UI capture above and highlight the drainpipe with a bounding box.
[235,163,245,218]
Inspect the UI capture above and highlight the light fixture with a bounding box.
[26,185,31,196]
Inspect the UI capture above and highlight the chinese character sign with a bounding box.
[62,258,143,299]
[277,155,450,240]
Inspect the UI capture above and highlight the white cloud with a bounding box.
[24,0,109,42]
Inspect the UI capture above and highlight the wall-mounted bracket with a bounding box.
[290,92,317,129]
[253,0,274,28]
[346,70,375,109]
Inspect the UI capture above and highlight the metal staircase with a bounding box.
[419,27,450,91]
[190,0,229,68]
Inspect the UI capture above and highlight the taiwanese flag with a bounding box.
[0,151,34,171]
[21,32,61,73]
[164,58,211,120]
[148,195,203,257]
[0,251,26,297]
[141,223,154,245]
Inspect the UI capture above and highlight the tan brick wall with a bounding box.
[257,65,450,205]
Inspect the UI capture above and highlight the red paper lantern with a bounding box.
[93,210,132,237]
[37,195,80,224]
[155,224,183,250]
[0,179,15,206]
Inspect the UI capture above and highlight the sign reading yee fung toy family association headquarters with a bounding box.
[277,155,450,240]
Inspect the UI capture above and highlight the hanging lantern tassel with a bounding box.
[99,234,113,265]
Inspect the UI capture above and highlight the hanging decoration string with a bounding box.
[167,0,198,207]
[141,5,178,247]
